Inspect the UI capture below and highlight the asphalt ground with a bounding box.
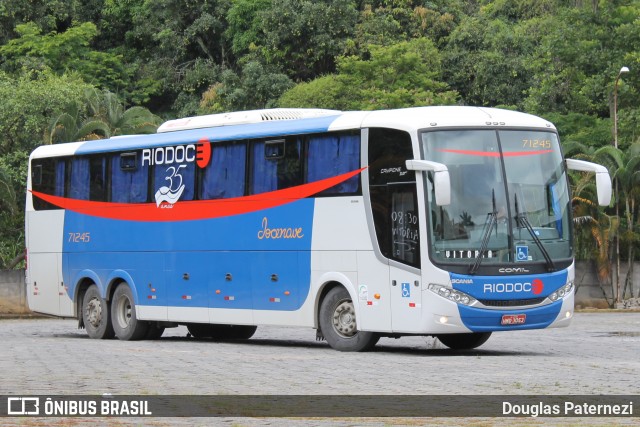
[0,312,638,426]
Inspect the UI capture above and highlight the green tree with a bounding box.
[444,12,541,109]
[352,0,458,51]
[0,158,23,269]
[572,194,616,305]
[0,0,87,44]
[46,89,162,144]
[0,70,92,267]
[225,0,272,57]
[544,112,612,148]
[0,70,91,154]
[607,144,640,300]
[524,4,640,117]
[564,141,627,305]
[103,0,232,111]
[279,38,458,110]
[199,61,292,113]
[0,22,130,93]
[258,0,359,80]
[170,58,223,118]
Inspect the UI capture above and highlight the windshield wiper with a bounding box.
[469,189,497,275]
[514,194,556,271]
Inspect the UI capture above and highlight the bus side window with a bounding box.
[70,158,90,200]
[69,156,108,201]
[54,160,65,197]
[200,142,246,199]
[252,137,302,194]
[111,152,149,203]
[31,158,58,210]
[89,156,107,201]
[306,133,360,194]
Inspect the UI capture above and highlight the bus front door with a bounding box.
[389,266,422,333]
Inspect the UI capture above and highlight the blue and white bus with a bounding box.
[25,107,611,351]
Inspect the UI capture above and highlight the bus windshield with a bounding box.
[421,129,571,269]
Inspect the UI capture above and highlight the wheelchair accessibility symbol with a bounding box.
[401,283,411,298]
[516,245,529,262]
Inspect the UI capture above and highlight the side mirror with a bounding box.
[406,159,451,206]
[566,158,612,206]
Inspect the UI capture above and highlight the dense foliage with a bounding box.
[1,0,639,300]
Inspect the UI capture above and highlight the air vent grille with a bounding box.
[157,108,340,133]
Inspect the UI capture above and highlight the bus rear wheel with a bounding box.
[436,332,492,350]
[111,283,148,341]
[187,324,257,340]
[319,286,379,352]
[82,284,114,339]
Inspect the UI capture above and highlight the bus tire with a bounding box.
[111,283,148,341]
[82,284,114,339]
[436,332,491,350]
[319,286,379,352]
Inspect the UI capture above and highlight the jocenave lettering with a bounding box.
[257,217,304,240]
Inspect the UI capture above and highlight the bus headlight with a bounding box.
[428,284,476,306]
[549,281,573,302]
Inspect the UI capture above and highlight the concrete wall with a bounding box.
[0,269,29,314]
[574,261,640,309]
[0,264,638,314]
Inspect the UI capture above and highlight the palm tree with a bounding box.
[45,89,162,144]
[564,141,623,305]
[45,99,110,143]
[610,143,640,299]
[572,195,616,306]
[83,89,162,136]
[564,139,640,302]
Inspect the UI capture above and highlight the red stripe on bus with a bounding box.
[31,167,365,222]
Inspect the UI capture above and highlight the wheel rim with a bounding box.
[332,299,357,338]
[114,293,133,329]
[85,297,102,328]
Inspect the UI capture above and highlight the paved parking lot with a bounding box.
[0,312,638,425]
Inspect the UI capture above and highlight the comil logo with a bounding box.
[145,139,211,207]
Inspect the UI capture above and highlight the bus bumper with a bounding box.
[422,290,574,334]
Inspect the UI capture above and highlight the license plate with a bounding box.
[501,314,526,325]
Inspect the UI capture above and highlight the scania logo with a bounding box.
[498,267,530,274]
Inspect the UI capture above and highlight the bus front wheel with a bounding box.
[436,332,491,350]
[81,284,114,339]
[319,287,379,352]
[111,283,148,341]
